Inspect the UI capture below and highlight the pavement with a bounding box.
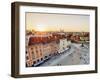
[38,43,89,66]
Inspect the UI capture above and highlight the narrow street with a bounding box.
[38,43,89,66]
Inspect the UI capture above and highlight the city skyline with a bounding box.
[26,13,90,32]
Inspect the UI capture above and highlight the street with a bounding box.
[38,43,89,66]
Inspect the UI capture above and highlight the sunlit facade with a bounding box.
[26,33,60,67]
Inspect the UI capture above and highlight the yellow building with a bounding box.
[26,34,59,67]
[26,44,44,67]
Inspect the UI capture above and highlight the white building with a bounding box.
[58,38,68,53]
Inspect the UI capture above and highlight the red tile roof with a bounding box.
[28,34,65,45]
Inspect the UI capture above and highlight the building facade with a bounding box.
[58,39,68,53]
[26,34,60,67]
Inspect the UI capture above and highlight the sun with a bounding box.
[36,24,46,31]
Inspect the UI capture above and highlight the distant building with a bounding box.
[80,32,89,43]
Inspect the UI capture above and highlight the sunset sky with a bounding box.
[26,12,90,32]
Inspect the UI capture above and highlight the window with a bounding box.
[37,59,39,62]
[41,58,43,61]
[33,61,36,64]
[36,50,38,53]
[32,51,35,59]
[40,49,42,53]
[49,54,51,56]
[35,46,37,49]
[31,47,33,50]
[26,56,29,60]
[26,51,27,54]
[40,53,42,56]
[45,56,47,58]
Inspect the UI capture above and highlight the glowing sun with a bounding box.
[36,24,46,31]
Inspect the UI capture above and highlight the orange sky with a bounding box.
[26,13,89,32]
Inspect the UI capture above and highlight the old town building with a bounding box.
[26,34,60,67]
